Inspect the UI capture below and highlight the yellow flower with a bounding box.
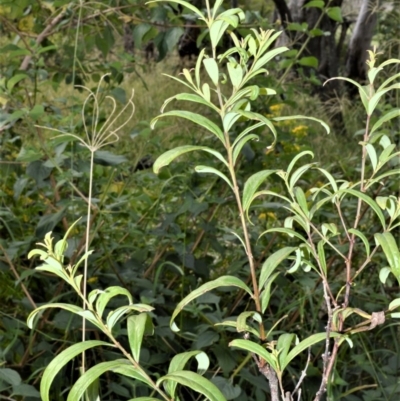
[258,213,267,220]
[269,104,284,116]
[18,16,35,33]
[266,212,277,220]
[292,125,308,138]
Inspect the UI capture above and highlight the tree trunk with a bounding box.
[345,0,378,85]
[272,0,346,133]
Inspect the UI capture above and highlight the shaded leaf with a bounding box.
[170,276,253,331]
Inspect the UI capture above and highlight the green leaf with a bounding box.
[27,303,102,330]
[166,351,209,398]
[165,92,217,111]
[365,143,378,171]
[232,133,259,165]
[195,165,233,189]
[298,56,318,68]
[282,332,341,371]
[242,170,276,216]
[40,341,112,401]
[203,58,220,86]
[94,150,127,166]
[132,23,152,49]
[215,320,260,338]
[277,333,295,371]
[106,304,154,330]
[229,339,278,371]
[170,276,253,331]
[389,298,400,311]
[157,371,226,401]
[348,228,370,257]
[128,313,153,362]
[326,7,343,22]
[375,232,400,285]
[0,368,21,386]
[151,111,224,143]
[260,227,308,245]
[210,19,230,49]
[379,267,391,284]
[227,61,243,88]
[252,46,288,72]
[7,73,28,91]
[237,311,262,333]
[223,112,241,132]
[153,145,228,174]
[274,115,330,135]
[340,189,386,229]
[303,1,324,8]
[317,240,327,275]
[260,272,280,313]
[11,383,40,397]
[294,186,309,216]
[67,360,152,401]
[285,150,314,178]
[147,0,205,21]
[259,247,296,289]
[96,286,133,318]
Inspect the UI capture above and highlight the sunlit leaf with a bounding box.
[67,360,152,401]
[229,339,278,371]
[282,332,341,371]
[242,170,276,217]
[259,247,296,289]
[96,286,133,318]
[151,111,224,143]
[128,313,154,362]
[157,371,226,401]
[40,341,112,401]
[375,232,400,285]
[195,165,233,190]
[166,351,210,398]
[153,145,228,174]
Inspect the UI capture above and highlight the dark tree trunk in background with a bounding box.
[270,0,378,134]
[345,0,378,86]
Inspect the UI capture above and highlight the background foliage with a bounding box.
[0,0,399,400]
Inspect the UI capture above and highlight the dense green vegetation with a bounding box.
[0,1,399,400]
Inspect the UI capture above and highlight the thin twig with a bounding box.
[20,9,68,71]
[0,243,37,310]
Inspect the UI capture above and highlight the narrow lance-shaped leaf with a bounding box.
[259,247,296,289]
[151,111,225,143]
[27,303,102,330]
[242,170,276,218]
[40,341,113,401]
[229,339,279,371]
[281,332,341,371]
[348,228,370,258]
[67,360,152,401]
[340,188,386,229]
[96,286,133,318]
[195,165,233,190]
[157,371,227,401]
[170,276,253,331]
[147,0,206,22]
[153,145,228,174]
[127,313,153,362]
[370,108,400,136]
[375,232,400,285]
[166,351,209,398]
[107,304,154,331]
